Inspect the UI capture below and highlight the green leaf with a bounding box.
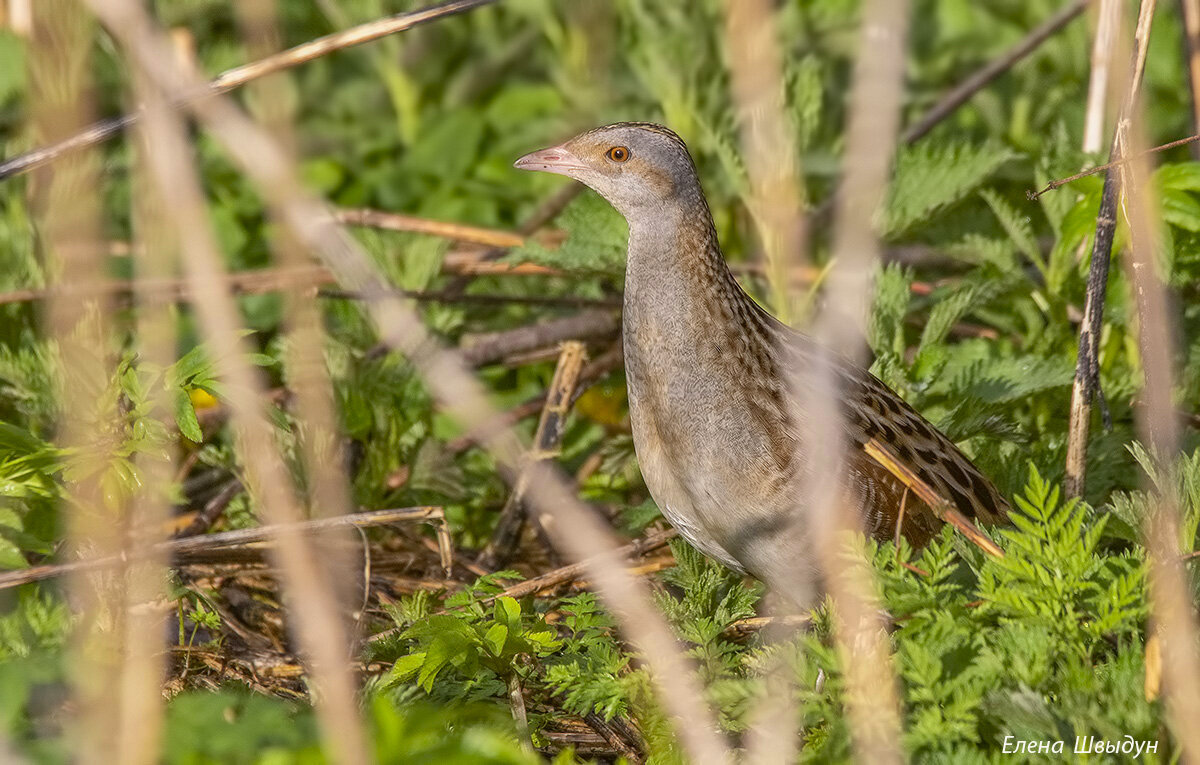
[506,193,627,275]
[495,596,521,632]
[403,110,485,183]
[980,188,1038,269]
[883,141,1017,237]
[0,509,28,570]
[172,388,204,444]
[1161,188,1200,233]
[483,623,508,657]
[385,652,426,685]
[868,264,912,360]
[417,637,456,692]
[1155,161,1200,192]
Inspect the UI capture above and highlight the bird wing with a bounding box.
[746,305,1010,546]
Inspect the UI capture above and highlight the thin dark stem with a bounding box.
[321,287,619,309]
[809,0,1089,228]
[1064,0,1159,498]
[902,0,1089,144]
[0,270,619,310]
[1028,133,1200,199]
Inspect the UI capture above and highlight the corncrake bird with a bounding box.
[516,122,1008,595]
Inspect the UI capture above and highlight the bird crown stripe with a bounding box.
[585,122,689,149]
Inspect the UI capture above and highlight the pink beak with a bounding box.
[513,144,586,176]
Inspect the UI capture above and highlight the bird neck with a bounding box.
[624,188,745,311]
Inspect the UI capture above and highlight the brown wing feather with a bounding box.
[736,298,1010,545]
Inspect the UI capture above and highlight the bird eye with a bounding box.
[606,146,630,163]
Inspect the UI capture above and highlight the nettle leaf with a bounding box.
[1160,188,1200,233]
[0,508,28,569]
[883,141,1017,237]
[506,193,627,275]
[787,54,824,151]
[1155,161,1200,192]
[868,264,912,360]
[957,356,1074,404]
[980,188,1038,268]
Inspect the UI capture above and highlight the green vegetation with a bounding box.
[1,0,1199,761]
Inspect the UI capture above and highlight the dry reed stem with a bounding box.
[1083,0,1122,153]
[802,1,911,762]
[1030,133,1200,199]
[720,0,807,760]
[478,341,588,569]
[0,259,580,307]
[117,11,369,762]
[1064,0,1158,499]
[112,68,182,765]
[1117,107,1200,763]
[335,208,526,248]
[234,0,362,649]
[1182,0,1200,158]
[722,0,807,326]
[85,2,733,760]
[30,5,125,762]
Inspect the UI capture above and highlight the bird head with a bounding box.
[514,122,702,217]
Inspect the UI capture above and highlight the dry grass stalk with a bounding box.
[336,208,526,248]
[85,2,733,759]
[478,341,588,569]
[113,67,186,765]
[1030,133,1200,199]
[234,0,364,660]
[1082,0,1122,153]
[30,5,129,762]
[0,257,586,307]
[720,0,808,759]
[796,1,911,761]
[0,506,450,591]
[1064,0,1158,498]
[117,14,370,765]
[722,0,806,325]
[4,0,32,35]
[1116,98,1200,763]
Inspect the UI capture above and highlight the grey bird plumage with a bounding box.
[515,122,1008,594]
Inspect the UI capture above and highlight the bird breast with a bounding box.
[622,251,802,577]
